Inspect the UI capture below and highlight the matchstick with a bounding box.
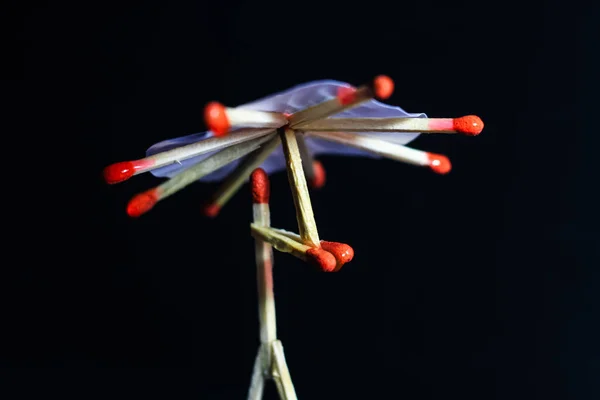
[247,343,267,400]
[246,169,277,400]
[295,133,316,185]
[288,75,395,128]
[307,131,452,175]
[250,224,337,272]
[293,134,326,189]
[126,132,276,217]
[271,340,298,400]
[103,128,274,184]
[202,136,281,217]
[251,168,277,346]
[269,228,354,272]
[205,102,288,136]
[279,128,321,247]
[294,115,484,136]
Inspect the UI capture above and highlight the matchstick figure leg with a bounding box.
[271,340,298,400]
[247,344,267,400]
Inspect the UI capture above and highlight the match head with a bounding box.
[453,115,484,136]
[127,189,159,217]
[251,168,270,204]
[309,160,326,189]
[320,241,354,272]
[373,75,394,100]
[204,101,230,137]
[305,248,337,272]
[202,202,221,218]
[103,161,135,184]
[427,153,452,175]
[336,86,357,105]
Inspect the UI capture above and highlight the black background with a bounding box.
[13,0,598,398]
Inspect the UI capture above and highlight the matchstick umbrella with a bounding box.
[103,75,483,399]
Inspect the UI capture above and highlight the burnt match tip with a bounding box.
[103,161,135,184]
[127,189,159,218]
[320,241,354,272]
[251,168,270,204]
[427,153,452,175]
[373,75,394,100]
[204,101,230,137]
[309,160,326,189]
[305,248,337,272]
[453,115,484,136]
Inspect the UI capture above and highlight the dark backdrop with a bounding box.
[13,0,598,398]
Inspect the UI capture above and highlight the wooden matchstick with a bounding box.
[248,169,298,400]
[247,343,268,400]
[251,169,277,346]
[279,128,321,247]
[271,340,298,400]
[287,75,395,128]
[103,128,274,184]
[126,132,276,217]
[250,224,337,272]
[247,169,277,400]
[306,131,452,175]
[202,136,281,217]
[295,133,316,185]
[205,102,288,136]
[294,115,484,136]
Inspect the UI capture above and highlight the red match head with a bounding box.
[204,101,230,137]
[336,86,357,105]
[320,241,354,272]
[427,153,452,175]
[309,160,326,189]
[453,115,484,136]
[127,189,159,218]
[305,248,337,272]
[373,75,394,100]
[251,168,270,204]
[202,202,221,218]
[103,161,135,184]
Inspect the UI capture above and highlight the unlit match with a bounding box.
[204,101,288,137]
[270,228,354,272]
[126,132,276,217]
[251,168,277,345]
[288,75,395,128]
[103,128,274,184]
[307,131,452,174]
[295,115,484,136]
[250,224,337,272]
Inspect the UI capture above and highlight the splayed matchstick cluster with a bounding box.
[103,75,483,399]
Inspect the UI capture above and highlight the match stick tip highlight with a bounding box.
[204,101,230,137]
[202,202,221,218]
[373,75,394,99]
[305,248,337,272]
[427,153,452,175]
[309,160,326,189]
[251,168,270,204]
[453,115,484,136]
[127,189,159,217]
[103,161,135,184]
[320,241,354,271]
